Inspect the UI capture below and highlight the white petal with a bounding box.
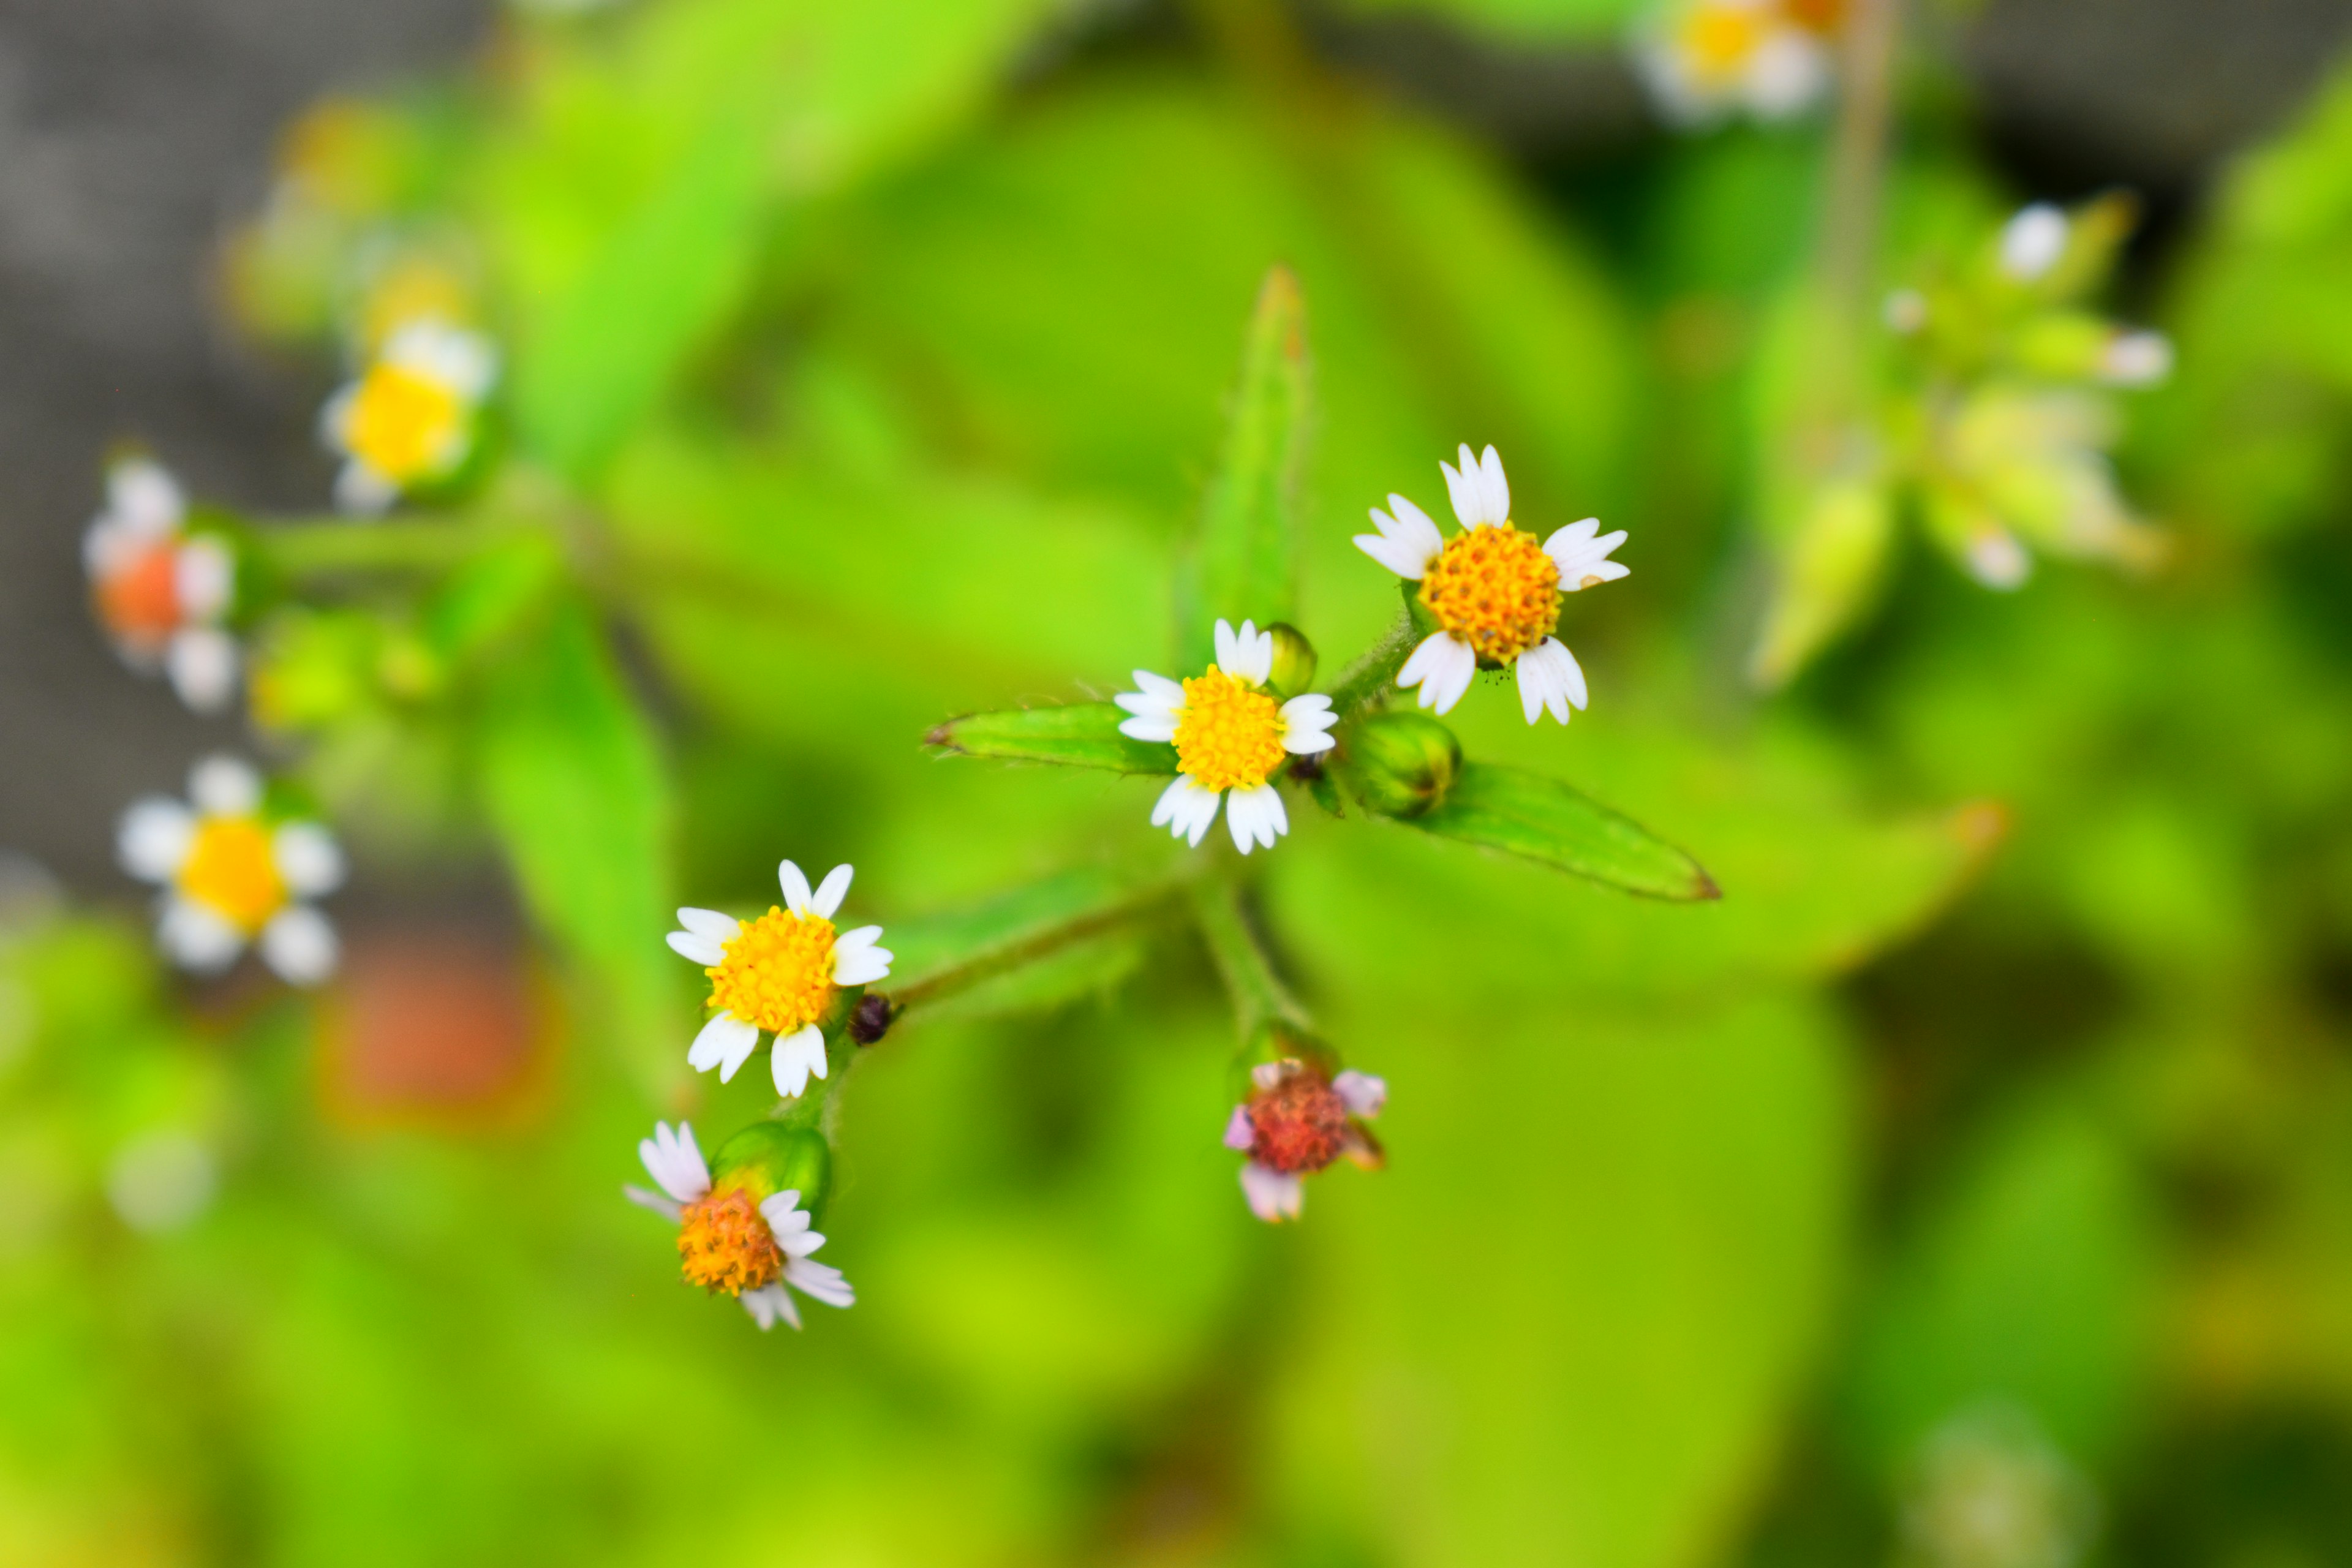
[188,755,262,816]
[1966,529,2032,590]
[785,1255,855,1308]
[1333,1070,1387,1117]
[165,629,239,714]
[1129,669,1183,700]
[259,905,338,986]
[1223,1105,1256,1151]
[622,1185,684,1223]
[639,1121,712,1204]
[1478,445,1510,524]
[1354,493,1446,579]
[1354,527,1436,581]
[1545,519,1630,588]
[772,1023,827,1099]
[1149,776,1221,848]
[118,797,194,882]
[1240,1162,1304,1223]
[666,930,725,967]
[2100,330,2173,388]
[108,459,185,537]
[1742,29,1829,119]
[271,821,345,897]
[741,1282,800,1332]
[1230,620,1274,685]
[1117,714,1179,743]
[758,1189,810,1236]
[2000,203,2069,282]
[173,536,234,620]
[386,320,499,401]
[1224,783,1289,855]
[832,944,892,987]
[1278,694,1337,754]
[1399,633,1477,716]
[1441,450,1482,527]
[778,860,814,915]
[1213,619,1240,674]
[677,907,741,942]
[156,897,244,974]
[688,1012,760,1079]
[809,864,853,919]
[333,461,399,517]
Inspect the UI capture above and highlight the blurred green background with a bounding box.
[7,0,2352,1563]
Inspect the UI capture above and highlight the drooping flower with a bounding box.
[1356,445,1626,725]
[1224,1059,1387,1223]
[82,459,239,713]
[1115,619,1338,854]
[666,861,892,1098]
[319,319,497,514]
[624,1121,854,1332]
[1634,0,1838,126]
[118,756,344,985]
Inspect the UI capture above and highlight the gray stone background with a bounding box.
[3,0,2348,893]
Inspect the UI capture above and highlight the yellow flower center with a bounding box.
[1174,668,1287,794]
[676,1184,782,1297]
[1680,4,1766,77]
[344,363,463,481]
[178,816,286,934]
[706,907,837,1036]
[1417,524,1561,665]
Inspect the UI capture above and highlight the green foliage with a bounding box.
[1404,761,1719,900]
[925,703,1178,774]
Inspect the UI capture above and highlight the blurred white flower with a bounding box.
[1635,0,1836,126]
[1999,204,2071,283]
[83,458,241,714]
[1902,1403,2098,1568]
[106,1130,218,1233]
[320,320,497,514]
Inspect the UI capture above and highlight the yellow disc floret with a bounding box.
[677,1184,782,1297]
[344,363,463,481]
[1680,2,1766,80]
[177,816,286,933]
[706,907,837,1035]
[1418,524,1562,664]
[1174,668,1287,793]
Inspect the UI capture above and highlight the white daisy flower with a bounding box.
[1223,1060,1387,1223]
[1999,203,2070,284]
[1635,0,1834,126]
[83,458,240,714]
[665,861,893,1099]
[1355,444,1626,725]
[117,755,344,986]
[623,1121,854,1331]
[1115,618,1338,855]
[320,319,499,514]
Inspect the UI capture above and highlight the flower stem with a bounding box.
[1188,874,1311,1045]
[253,519,503,576]
[882,875,1187,1018]
[1326,607,1419,720]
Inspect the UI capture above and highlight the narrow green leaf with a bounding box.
[510,105,769,484]
[1177,265,1309,670]
[476,598,679,1087]
[1404,762,1719,900]
[925,703,1178,774]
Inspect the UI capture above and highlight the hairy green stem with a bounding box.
[1326,607,1419,720]
[1188,875,1310,1045]
[883,878,1185,1017]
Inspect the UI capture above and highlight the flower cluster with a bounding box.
[1635,0,1847,126]
[83,459,239,714]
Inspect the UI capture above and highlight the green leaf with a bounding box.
[1176,264,1309,669]
[885,865,1167,1020]
[475,597,677,1088]
[925,702,1178,774]
[1403,761,1719,901]
[510,106,769,483]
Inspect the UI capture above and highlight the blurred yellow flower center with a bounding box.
[706,908,837,1035]
[1174,669,1286,793]
[1681,4,1766,77]
[344,363,463,481]
[676,1184,782,1297]
[1419,525,1561,664]
[178,816,285,933]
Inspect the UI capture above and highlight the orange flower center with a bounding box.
[1417,525,1561,664]
[177,816,285,933]
[706,907,837,1035]
[344,363,464,481]
[1173,668,1287,794]
[1779,0,1846,36]
[676,1185,782,1297]
[96,543,184,643]
[1248,1070,1352,1176]
[1680,4,1767,77]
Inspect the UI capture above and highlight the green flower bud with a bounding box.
[1337,712,1461,820]
[710,1122,834,1220]
[1264,622,1317,697]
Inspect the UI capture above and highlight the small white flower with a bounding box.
[1355,445,1624,725]
[1999,203,2070,283]
[1115,618,1337,855]
[320,319,499,515]
[1224,1060,1387,1223]
[2097,330,2173,388]
[117,755,343,986]
[83,458,241,714]
[106,1129,218,1233]
[623,1120,854,1332]
[1635,0,1834,126]
[666,861,892,1098]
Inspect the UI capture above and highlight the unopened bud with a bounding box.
[1264,622,1317,697]
[709,1122,832,1219]
[1338,711,1461,820]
